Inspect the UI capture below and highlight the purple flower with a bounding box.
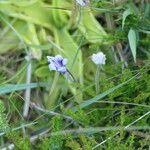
[91,52,106,65]
[75,0,89,6]
[47,55,68,74]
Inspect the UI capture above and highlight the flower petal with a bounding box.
[91,52,106,65]
[62,58,68,65]
[57,67,67,74]
[47,55,68,74]
[48,63,56,71]
[47,56,54,63]
[55,55,63,61]
[76,0,89,6]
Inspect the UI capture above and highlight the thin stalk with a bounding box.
[95,65,101,94]
[30,102,73,121]
[49,72,59,96]
[2,125,149,150]
[65,70,76,82]
[92,111,150,149]
[23,56,32,118]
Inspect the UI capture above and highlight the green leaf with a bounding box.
[0,1,54,29]
[128,28,137,62]
[27,43,52,50]
[78,8,107,43]
[35,66,50,78]
[0,82,48,95]
[122,8,132,29]
[51,0,67,28]
[25,23,41,59]
[0,15,28,54]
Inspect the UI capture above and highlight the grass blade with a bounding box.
[0,82,48,95]
[72,74,137,111]
[128,28,137,62]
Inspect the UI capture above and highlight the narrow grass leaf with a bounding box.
[0,82,48,95]
[128,28,137,62]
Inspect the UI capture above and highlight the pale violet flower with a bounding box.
[47,55,68,74]
[91,52,106,65]
[75,0,89,6]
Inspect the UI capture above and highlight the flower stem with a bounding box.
[65,69,76,82]
[95,65,101,94]
[49,72,59,96]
